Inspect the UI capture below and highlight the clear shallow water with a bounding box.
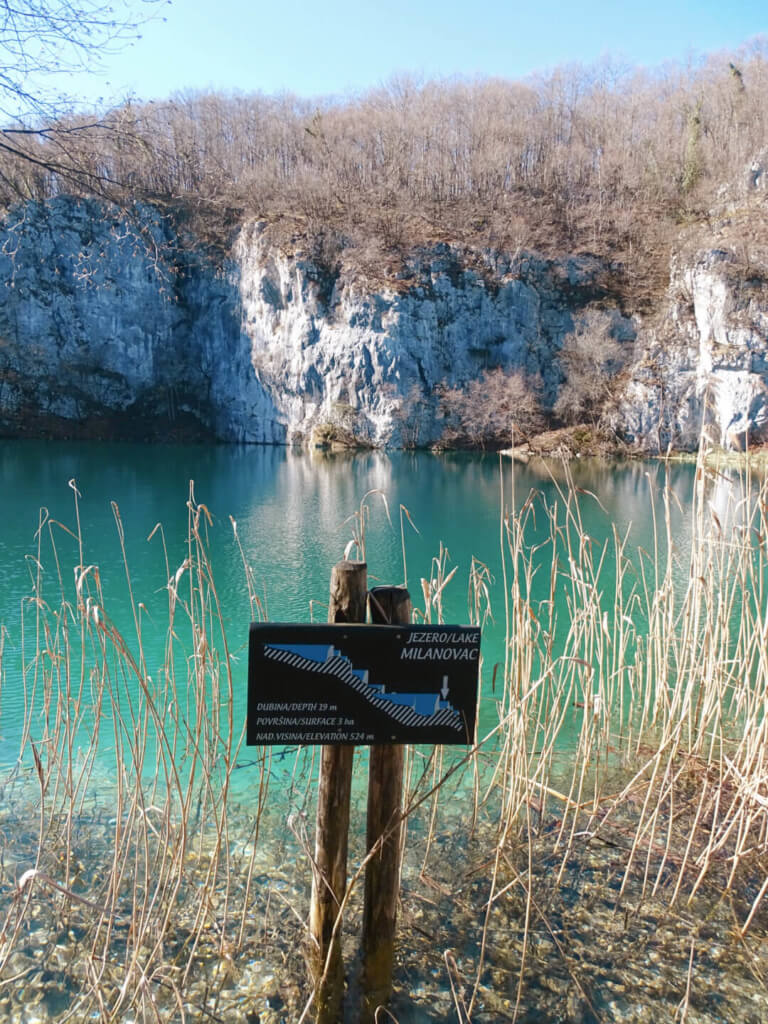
[1,441,735,830]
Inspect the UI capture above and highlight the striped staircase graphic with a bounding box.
[264,644,462,732]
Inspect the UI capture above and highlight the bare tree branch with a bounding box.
[0,0,167,120]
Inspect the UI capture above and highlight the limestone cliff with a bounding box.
[0,196,766,451]
[615,247,768,451]
[0,199,282,443]
[235,222,627,447]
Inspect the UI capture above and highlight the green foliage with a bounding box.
[681,102,703,195]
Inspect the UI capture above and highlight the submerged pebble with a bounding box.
[0,750,767,1023]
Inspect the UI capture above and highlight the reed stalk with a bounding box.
[1,455,768,1021]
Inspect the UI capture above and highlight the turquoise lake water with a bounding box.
[0,441,712,745]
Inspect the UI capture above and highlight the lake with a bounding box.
[0,440,705,764]
[1,440,766,1024]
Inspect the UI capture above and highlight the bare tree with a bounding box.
[0,0,166,199]
[439,368,543,448]
[388,382,429,449]
[0,0,165,120]
[554,311,629,426]
[1,42,767,274]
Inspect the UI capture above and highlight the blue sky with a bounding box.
[61,0,768,108]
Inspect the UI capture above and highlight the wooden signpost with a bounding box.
[309,560,366,1024]
[362,585,411,1022]
[246,560,482,1023]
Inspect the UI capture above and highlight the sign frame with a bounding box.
[247,622,481,746]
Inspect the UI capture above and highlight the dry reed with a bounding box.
[1,453,768,1022]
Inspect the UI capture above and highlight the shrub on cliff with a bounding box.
[438,368,544,449]
[554,311,630,427]
[310,401,373,450]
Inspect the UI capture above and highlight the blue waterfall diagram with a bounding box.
[264,643,463,733]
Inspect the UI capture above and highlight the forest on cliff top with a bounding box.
[1,41,767,303]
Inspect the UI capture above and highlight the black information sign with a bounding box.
[247,623,481,746]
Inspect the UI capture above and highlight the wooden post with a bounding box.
[309,559,367,1024]
[361,585,411,1022]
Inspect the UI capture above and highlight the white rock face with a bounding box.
[0,201,624,446]
[614,249,768,451]
[747,149,768,192]
[235,223,626,445]
[1,198,766,452]
[0,199,282,442]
